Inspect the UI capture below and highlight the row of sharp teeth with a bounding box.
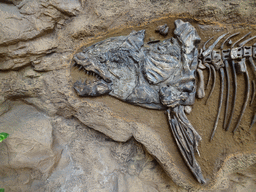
[74,63,102,80]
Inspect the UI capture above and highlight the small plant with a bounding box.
[0,132,9,143]
[0,132,9,192]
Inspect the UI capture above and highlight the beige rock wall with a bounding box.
[1,0,256,191]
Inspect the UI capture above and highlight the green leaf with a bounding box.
[0,188,4,192]
[0,132,9,143]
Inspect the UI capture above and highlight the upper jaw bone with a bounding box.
[73,57,112,83]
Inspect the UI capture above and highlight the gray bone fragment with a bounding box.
[198,60,206,69]
[236,58,246,73]
[231,47,243,59]
[155,24,169,36]
[197,69,205,99]
[185,106,192,114]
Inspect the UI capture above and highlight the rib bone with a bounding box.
[221,32,240,49]
[210,68,225,141]
[205,65,216,105]
[223,60,231,128]
[251,80,256,106]
[205,63,211,90]
[226,60,237,131]
[231,32,251,48]
[239,36,256,47]
[203,33,229,57]
[233,62,250,133]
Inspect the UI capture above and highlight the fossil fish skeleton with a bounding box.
[72,20,205,183]
[198,31,256,140]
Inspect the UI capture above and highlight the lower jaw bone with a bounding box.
[74,79,111,97]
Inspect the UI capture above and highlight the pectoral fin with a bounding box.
[167,106,206,184]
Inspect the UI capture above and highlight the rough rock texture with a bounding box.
[1,0,256,191]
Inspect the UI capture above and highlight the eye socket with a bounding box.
[98,55,106,63]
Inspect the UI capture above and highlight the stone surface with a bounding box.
[1,0,256,191]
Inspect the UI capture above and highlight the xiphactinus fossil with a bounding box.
[72,18,256,184]
[72,19,206,184]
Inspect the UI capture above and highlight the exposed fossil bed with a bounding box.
[1,0,256,191]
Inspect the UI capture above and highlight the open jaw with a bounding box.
[72,61,112,97]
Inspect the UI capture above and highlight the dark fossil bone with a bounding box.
[220,32,240,50]
[197,68,205,99]
[223,59,231,129]
[250,113,256,130]
[202,33,228,57]
[231,32,251,48]
[205,63,211,90]
[239,36,256,47]
[205,65,216,105]
[233,60,250,133]
[221,48,231,129]
[221,34,238,128]
[203,36,214,51]
[251,80,256,106]
[200,31,256,134]
[72,20,206,184]
[210,68,224,141]
[226,60,237,131]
